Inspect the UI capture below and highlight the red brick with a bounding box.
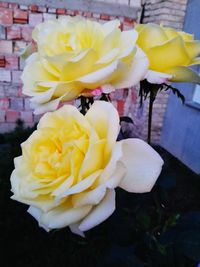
[21,25,33,41]
[0,3,8,8]
[5,55,19,70]
[0,8,13,25]
[29,5,38,12]
[117,100,124,116]
[66,10,75,16]
[56,9,66,15]
[0,98,9,110]
[29,13,43,26]
[0,40,12,54]
[20,111,33,123]
[0,55,5,68]
[0,110,6,122]
[100,14,110,20]
[12,70,22,84]
[119,23,123,31]
[131,90,137,103]
[83,12,92,18]
[9,3,19,9]
[74,10,82,16]
[0,69,11,82]
[6,110,19,122]
[124,17,134,23]
[13,9,28,24]
[7,25,21,39]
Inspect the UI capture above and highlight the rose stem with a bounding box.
[147,87,158,145]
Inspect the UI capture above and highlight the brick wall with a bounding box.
[0,0,188,144]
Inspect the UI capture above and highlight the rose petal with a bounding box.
[166,66,200,83]
[136,23,168,51]
[59,169,102,198]
[105,161,126,189]
[147,36,190,72]
[69,223,85,237]
[145,70,172,84]
[85,101,120,157]
[79,189,116,232]
[102,20,120,36]
[101,84,115,94]
[78,60,119,85]
[28,206,50,232]
[113,47,149,89]
[118,138,163,193]
[28,204,92,231]
[72,185,106,207]
[32,95,65,115]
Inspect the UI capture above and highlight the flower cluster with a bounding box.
[10,16,200,235]
[22,17,148,114]
[21,17,200,114]
[11,101,163,235]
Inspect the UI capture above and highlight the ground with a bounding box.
[0,124,200,267]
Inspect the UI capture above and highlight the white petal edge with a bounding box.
[28,204,92,231]
[79,189,116,232]
[69,223,85,237]
[145,70,172,84]
[118,138,164,193]
[113,47,149,89]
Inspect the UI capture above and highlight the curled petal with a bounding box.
[28,204,92,231]
[113,47,149,89]
[118,139,163,193]
[136,23,168,51]
[166,66,200,83]
[145,70,172,84]
[72,185,107,208]
[85,101,120,156]
[69,223,85,237]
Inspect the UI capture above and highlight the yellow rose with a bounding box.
[135,23,200,84]
[21,16,149,114]
[10,101,163,235]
